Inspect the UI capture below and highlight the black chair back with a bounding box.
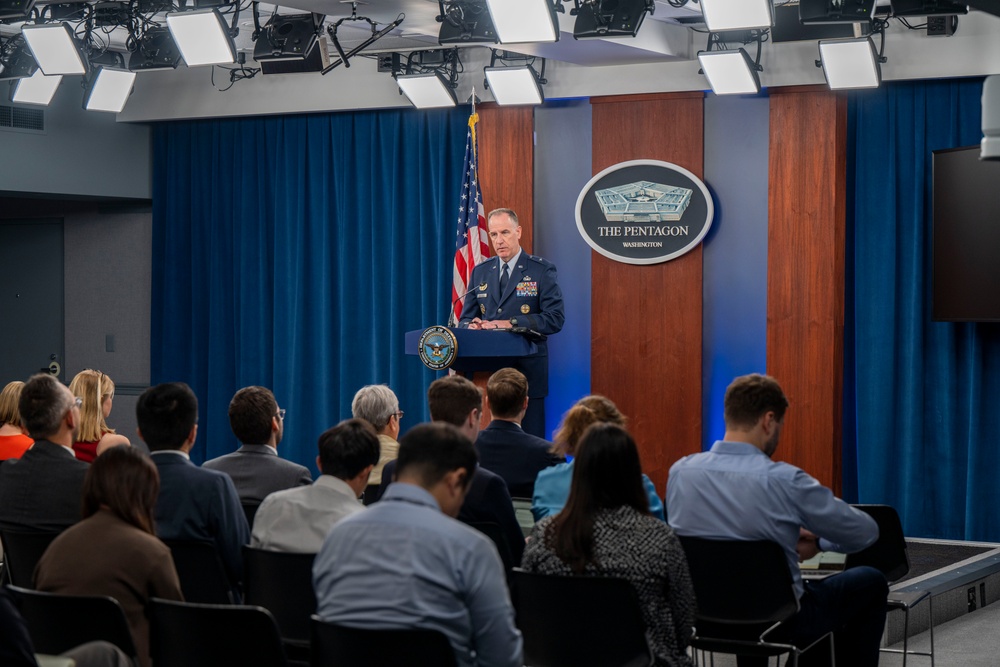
[242,546,316,644]
[510,569,653,667]
[149,598,288,667]
[678,536,799,627]
[464,521,515,575]
[310,617,457,667]
[242,502,261,529]
[0,530,60,588]
[7,584,139,659]
[844,504,910,582]
[161,539,236,604]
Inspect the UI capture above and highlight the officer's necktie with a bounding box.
[499,263,510,296]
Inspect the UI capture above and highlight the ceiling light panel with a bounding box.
[396,73,457,109]
[819,38,880,89]
[86,68,137,112]
[700,0,773,31]
[11,70,62,105]
[167,9,236,67]
[485,0,558,43]
[21,23,86,76]
[485,66,544,105]
[699,49,761,95]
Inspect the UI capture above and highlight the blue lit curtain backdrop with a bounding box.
[850,78,1000,540]
[152,108,468,471]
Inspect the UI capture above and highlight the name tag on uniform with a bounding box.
[516,282,538,297]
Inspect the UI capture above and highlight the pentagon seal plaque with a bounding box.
[417,326,458,370]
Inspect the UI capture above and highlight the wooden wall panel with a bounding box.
[477,104,534,252]
[591,92,705,492]
[767,86,847,493]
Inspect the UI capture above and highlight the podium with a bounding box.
[405,327,542,433]
[404,327,539,374]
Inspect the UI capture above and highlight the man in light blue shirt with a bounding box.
[313,422,522,667]
[667,374,888,667]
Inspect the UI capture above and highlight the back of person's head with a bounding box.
[723,373,788,429]
[396,422,477,490]
[19,374,73,440]
[552,395,626,456]
[486,368,528,419]
[228,386,278,444]
[69,369,117,442]
[136,383,198,451]
[0,381,25,429]
[83,445,159,534]
[317,418,381,480]
[351,385,399,432]
[550,423,649,573]
[427,375,482,426]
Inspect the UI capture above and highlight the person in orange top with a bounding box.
[0,381,33,460]
[69,370,130,463]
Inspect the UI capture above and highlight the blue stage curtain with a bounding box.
[151,108,468,471]
[850,78,1000,540]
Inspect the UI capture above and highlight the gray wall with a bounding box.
[63,206,153,446]
[0,82,151,199]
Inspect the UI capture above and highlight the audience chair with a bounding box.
[242,547,316,645]
[149,598,288,667]
[242,502,261,528]
[511,497,535,538]
[7,585,139,661]
[0,530,61,588]
[509,569,654,667]
[464,521,515,576]
[161,539,237,604]
[678,536,834,667]
[310,617,457,667]
[846,504,934,667]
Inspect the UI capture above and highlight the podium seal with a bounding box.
[418,326,458,370]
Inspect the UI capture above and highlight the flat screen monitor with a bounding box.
[932,145,1000,321]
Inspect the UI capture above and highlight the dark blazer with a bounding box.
[458,253,565,397]
[150,452,250,585]
[476,420,564,499]
[201,444,312,504]
[378,458,525,564]
[0,440,89,533]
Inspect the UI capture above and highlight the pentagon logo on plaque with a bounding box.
[417,326,458,370]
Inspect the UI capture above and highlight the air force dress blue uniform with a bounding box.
[458,251,565,437]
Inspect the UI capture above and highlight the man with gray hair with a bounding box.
[351,384,402,501]
[0,373,89,532]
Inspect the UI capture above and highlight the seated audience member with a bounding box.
[1,587,131,667]
[532,395,665,522]
[203,386,311,504]
[34,446,184,667]
[667,373,887,667]
[522,423,695,667]
[136,382,250,587]
[475,368,563,498]
[314,423,522,667]
[378,375,525,563]
[0,381,33,460]
[69,370,130,463]
[251,419,378,553]
[351,384,402,502]
[0,374,89,532]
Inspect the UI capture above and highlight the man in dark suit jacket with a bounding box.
[137,383,249,586]
[377,375,524,563]
[458,208,565,438]
[202,386,311,505]
[476,368,563,499]
[0,373,89,533]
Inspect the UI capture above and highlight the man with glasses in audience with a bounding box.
[203,386,311,506]
[0,373,89,532]
[314,422,522,667]
[350,384,402,503]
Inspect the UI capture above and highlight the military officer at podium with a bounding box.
[459,208,564,439]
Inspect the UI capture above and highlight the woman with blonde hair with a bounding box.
[0,380,33,460]
[532,395,665,521]
[69,370,130,462]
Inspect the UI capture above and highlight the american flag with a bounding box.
[449,110,490,325]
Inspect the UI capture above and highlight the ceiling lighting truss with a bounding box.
[483,49,546,105]
[570,0,655,39]
[816,17,888,89]
[0,34,38,81]
[251,5,324,62]
[321,1,404,74]
[698,29,767,95]
[437,0,497,44]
